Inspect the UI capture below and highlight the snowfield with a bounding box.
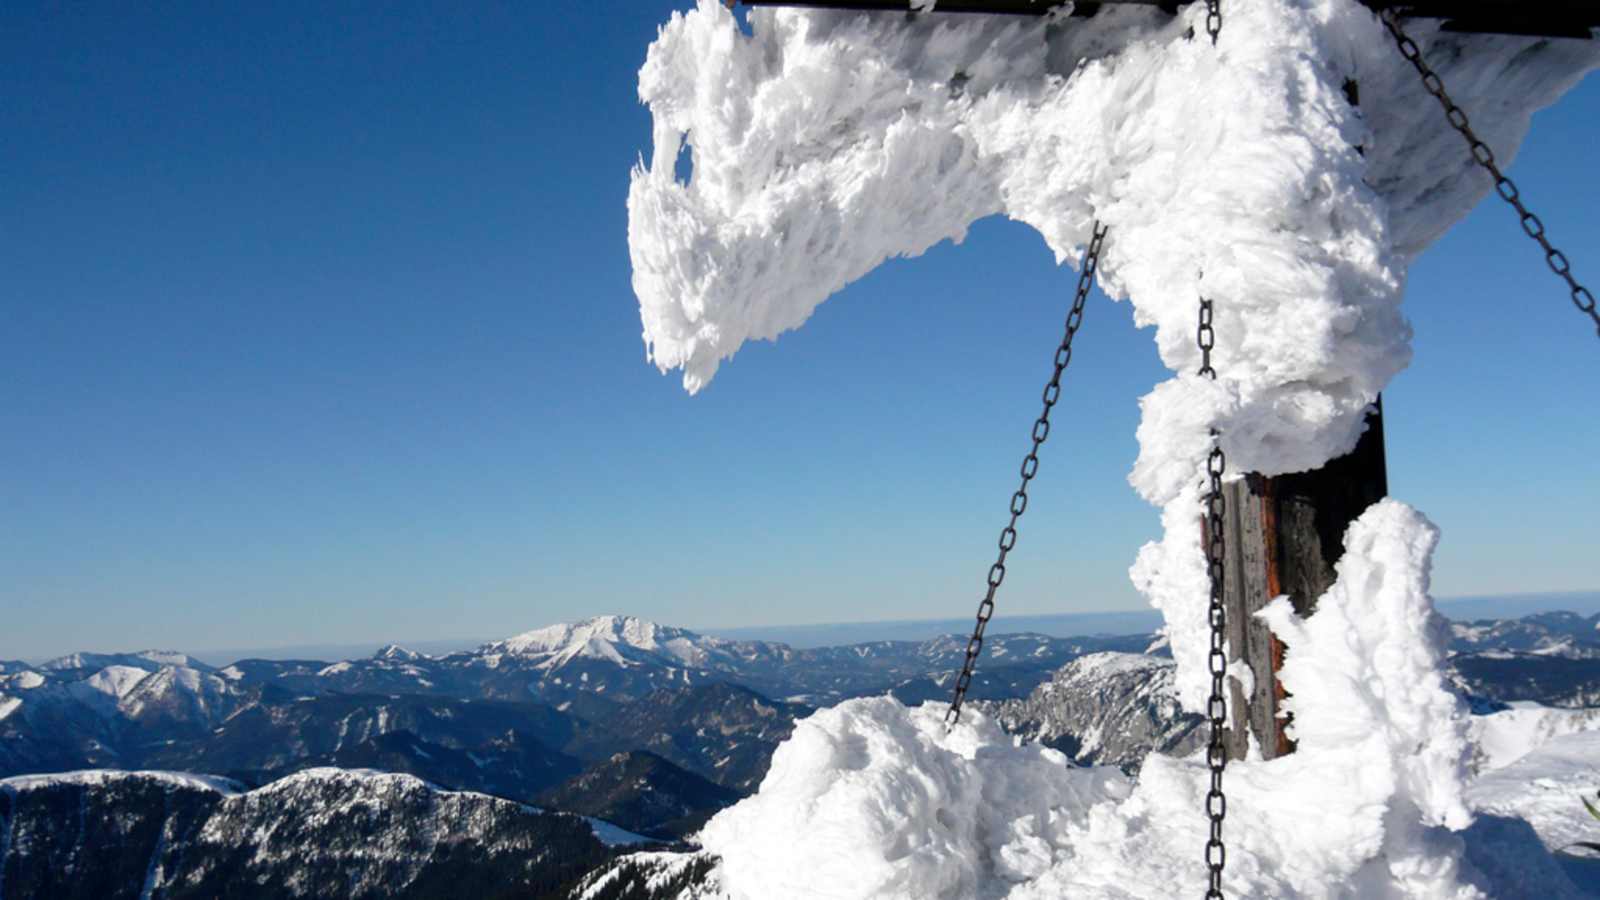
[626,0,1600,896]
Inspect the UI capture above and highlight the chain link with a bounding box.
[1198,295,1227,899]
[1204,0,1222,45]
[945,222,1109,727]
[1379,8,1598,340]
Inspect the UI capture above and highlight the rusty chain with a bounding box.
[1379,8,1598,340]
[1198,295,1228,899]
[945,222,1109,728]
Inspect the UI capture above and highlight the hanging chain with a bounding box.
[1204,0,1222,45]
[945,222,1109,727]
[1379,8,1598,340]
[1198,295,1228,899]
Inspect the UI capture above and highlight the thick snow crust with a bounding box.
[1469,702,1600,773]
[1466,731,1600,870]
[693,502,1588,897]
[629,0,1594,470]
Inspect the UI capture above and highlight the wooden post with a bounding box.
[1218,400,1389,760]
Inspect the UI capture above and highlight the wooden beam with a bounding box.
[733,0,1600,39]
[1215,401,1389,760]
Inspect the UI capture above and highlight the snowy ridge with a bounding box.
[61,663,236,724]
[1451,611,1600,659]
[1469,702,1600,773]
[0,766,649,849]
[0,769,245,795]
[479,614,779,676]
[491,615,687,660]
[572,852,722,900]
[373,644,427,661]
[41,650,213,673]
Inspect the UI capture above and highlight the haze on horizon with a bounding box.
[4,2,1597,661]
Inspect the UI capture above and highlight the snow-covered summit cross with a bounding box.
[625,0,1599,895]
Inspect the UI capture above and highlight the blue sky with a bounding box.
[3,3,1596,659]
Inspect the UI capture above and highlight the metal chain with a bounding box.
[1198,295,1227,899]
[945,222,1109,727]
[1379,8,1598,340]
[1204,0,1222,45]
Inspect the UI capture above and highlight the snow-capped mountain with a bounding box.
[463,615,795,703]
[40,649,215,674]
[0,661,252,778]
[484,615,766,670]
[199,615,1150,707]
[1451,611,1600,659]
[0,768,647,899]
[65,663,239,726]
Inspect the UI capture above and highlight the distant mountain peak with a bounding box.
[480,616,721,672]
[41,650,211,673]
[373,644,424,661]
[493,616,686,655]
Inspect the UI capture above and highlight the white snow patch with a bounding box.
[585,817,657,847]
[1467,730,1600,861]
[1470,703,1600,774]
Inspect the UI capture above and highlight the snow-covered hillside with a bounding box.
[40,649,214,673]
[1452,612,1600,659]
[0,768,648,898]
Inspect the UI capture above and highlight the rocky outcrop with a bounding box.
[984,652,1206,772]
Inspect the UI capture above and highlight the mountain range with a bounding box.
[3,610,1598,897]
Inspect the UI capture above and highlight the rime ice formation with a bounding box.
[628,0,1597,713]
[626,0,1600,896]
[628,0,1595,473]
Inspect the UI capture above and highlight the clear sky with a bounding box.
[3,3,1597,660]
